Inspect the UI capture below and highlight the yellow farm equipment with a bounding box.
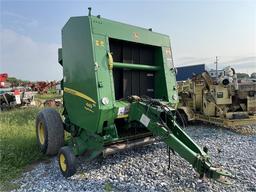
[177,67,256,133]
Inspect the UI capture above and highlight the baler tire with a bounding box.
[58,146,77,178]
[176,110,188,128]
[181,112,188,127]
[36,108,64,155]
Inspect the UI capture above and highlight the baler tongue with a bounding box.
[206,167,233,184]
[128,98,233,184]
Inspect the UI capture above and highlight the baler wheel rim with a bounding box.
[58,146,77,178]
[59,154,67,172]
[38,122,45,145]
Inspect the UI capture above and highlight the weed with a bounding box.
[0,108,43,190]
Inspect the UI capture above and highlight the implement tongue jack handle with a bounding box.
[128,98,234,184]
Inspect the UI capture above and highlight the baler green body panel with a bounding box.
[62,17,100,133]
[62,16,177,134]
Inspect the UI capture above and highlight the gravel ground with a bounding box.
[12,125,256,192]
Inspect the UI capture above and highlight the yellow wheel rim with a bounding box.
[59,154,67,172]
[38,122,45,145]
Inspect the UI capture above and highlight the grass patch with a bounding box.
[0,107,44,191]
[35,93,62,100]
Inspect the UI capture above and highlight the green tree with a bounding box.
[236,73,249,79]
[7,77,29,86]
[251,72,256,78]
[7,77,19,86]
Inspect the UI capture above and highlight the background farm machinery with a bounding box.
[177,66,256,132]
[0,73,61,110]
[0,86,36,111]
[0,73,35,111]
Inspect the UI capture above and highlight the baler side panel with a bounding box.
[154,47,178,104]
[163,46,178,103]
[92,33,117,133]
[62,17,99,132]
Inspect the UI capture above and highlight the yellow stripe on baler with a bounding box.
[64,87,96,104]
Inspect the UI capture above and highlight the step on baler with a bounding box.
[36,9,232,184]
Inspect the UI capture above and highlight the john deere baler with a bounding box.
[36,10,232,183]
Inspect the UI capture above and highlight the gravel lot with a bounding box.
[13,125,256,192]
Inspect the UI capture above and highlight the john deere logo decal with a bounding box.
[133,32,139,39]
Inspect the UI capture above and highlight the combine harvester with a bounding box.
[36,9,232,183]
[177,66,256,134]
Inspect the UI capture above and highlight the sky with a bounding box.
[0,0,255,81]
